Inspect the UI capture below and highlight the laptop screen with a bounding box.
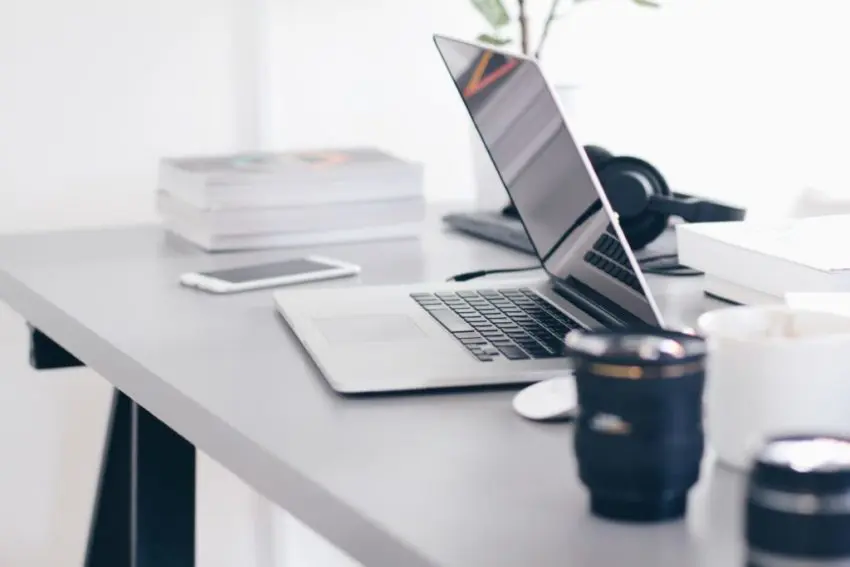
[434,35,661,327]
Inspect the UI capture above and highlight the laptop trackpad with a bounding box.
[315,315,426,344]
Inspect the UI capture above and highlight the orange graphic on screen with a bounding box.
[462,51,519,99]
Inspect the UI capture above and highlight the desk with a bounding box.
[0,213,738,567]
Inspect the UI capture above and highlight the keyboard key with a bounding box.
[411,293,434,299]
[428,309,474,333]
[454,331,480,340]
[461,338,487,346]
[548,323,569,336]
[457,291,479,298]
[528,328,555,341]
[498,345,530,360]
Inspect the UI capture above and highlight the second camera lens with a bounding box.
[747,435,850,566]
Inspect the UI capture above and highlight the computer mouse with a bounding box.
[512,375,578,422]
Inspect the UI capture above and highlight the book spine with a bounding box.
[677,227,830,297]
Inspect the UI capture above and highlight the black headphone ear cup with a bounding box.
[583,145,613,172]
[596,156,670,251]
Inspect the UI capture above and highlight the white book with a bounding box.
[677,215,850,304]
[157,191,425,236]
[158,147,423,209]
[164,221,423,252]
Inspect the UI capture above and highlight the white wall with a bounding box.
[264,0,850,214]
[262,0,483,203]
[2,1,850,566]
[0,0,247,232]
[0,1,278,566]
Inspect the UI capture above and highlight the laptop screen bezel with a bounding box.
[433,34,665,328]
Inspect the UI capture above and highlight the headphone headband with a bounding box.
[585,147,747,250]
[652,192,746,223]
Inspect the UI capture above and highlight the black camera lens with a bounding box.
[747,436,850,566]
[564,329,706,522]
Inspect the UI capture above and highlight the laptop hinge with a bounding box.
[552,277,648,329]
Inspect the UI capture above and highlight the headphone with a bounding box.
[583,145,746,250]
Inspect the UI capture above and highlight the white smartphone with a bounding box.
[179,256,361,294]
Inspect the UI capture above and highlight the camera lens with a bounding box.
[564,329,706,522]
[747,436,850,566]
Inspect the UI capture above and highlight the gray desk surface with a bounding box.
[0,212,740,567]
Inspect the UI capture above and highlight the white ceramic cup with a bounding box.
[697,305,850,470]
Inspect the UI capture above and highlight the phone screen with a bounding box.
[200,259,337,284]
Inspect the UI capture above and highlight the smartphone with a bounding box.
[179,256,361,294]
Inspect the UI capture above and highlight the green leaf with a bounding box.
[470,0,511,28]
[476,33,512,46]
[632,0,661,7]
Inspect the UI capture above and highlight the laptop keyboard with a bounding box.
[584,226,643,293]
[410,288,582,362]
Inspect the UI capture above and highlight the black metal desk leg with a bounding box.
[84,390,196,567]
[84,390,132,567]
[131,401,196,567]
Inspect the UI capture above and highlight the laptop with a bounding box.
[273,35,664,393]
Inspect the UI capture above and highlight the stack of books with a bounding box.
[156,148,425,251]
[677,214,850,304]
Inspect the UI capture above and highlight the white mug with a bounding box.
[697,305,850,470]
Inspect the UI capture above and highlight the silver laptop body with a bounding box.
[274,35,664,393]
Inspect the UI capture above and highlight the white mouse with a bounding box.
[512,375,578,422]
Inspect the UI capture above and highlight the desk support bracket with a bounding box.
[84,390,196,567]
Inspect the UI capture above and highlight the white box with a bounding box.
[157,191,425,236]
[164,221,422,252]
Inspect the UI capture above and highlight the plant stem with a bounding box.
[534,0,564,59]
[517,0,529,55]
